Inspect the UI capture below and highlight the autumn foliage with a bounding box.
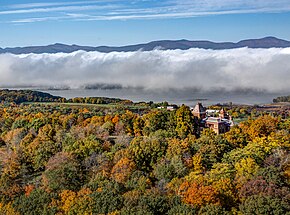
[0,98,288,214]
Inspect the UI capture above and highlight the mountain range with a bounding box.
[1,37,290,54]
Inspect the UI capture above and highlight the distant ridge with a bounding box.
[1,37,290,54]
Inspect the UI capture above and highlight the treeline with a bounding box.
[66,97,133,105]
[0,103,289,214]
[0,89,137,106]
[273,95,290,103]
[0,89,63,104]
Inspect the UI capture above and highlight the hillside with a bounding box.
[1,37,290,54]
[0,89,63,104]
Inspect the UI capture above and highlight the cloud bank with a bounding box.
[0,48,289,93]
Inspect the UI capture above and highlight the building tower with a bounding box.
[219,108,229,119]
[192,102,206,119]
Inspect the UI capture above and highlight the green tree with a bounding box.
[13,189,57,215]
[142,111,169,135]
[239,195,289,215]
[87,176,124,214]
[198,204,227,215]
[43,152,81,192]
[175,105,196,139]
[129,136,167,172]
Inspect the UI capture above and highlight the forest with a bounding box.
[0,89,63,104]
[0,92,289,215]
[273,95,290,103]
[0,89,136,105]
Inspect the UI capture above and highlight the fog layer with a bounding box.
[0,48,289,93]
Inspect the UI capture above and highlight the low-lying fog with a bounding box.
[0,47,289,104]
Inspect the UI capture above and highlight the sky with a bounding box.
[1,0,290,47]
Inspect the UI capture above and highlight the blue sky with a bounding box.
[1,0,290,47]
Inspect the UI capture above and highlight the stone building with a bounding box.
[192,103,234,134]
[203,117,233,134]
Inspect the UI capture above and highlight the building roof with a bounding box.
[205,117,222,123]
[204,117,233,125]
[193,102,206,113]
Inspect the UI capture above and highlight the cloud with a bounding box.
[68,8,290,21]
[2,0,290,23]
[8,1,120,9]
[0,5,120,15]
[11,7,290,23]
[11,16,68,23]
[168,0,290,12]
[0,48,289,94]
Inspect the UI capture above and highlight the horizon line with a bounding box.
[1,36,289,49]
